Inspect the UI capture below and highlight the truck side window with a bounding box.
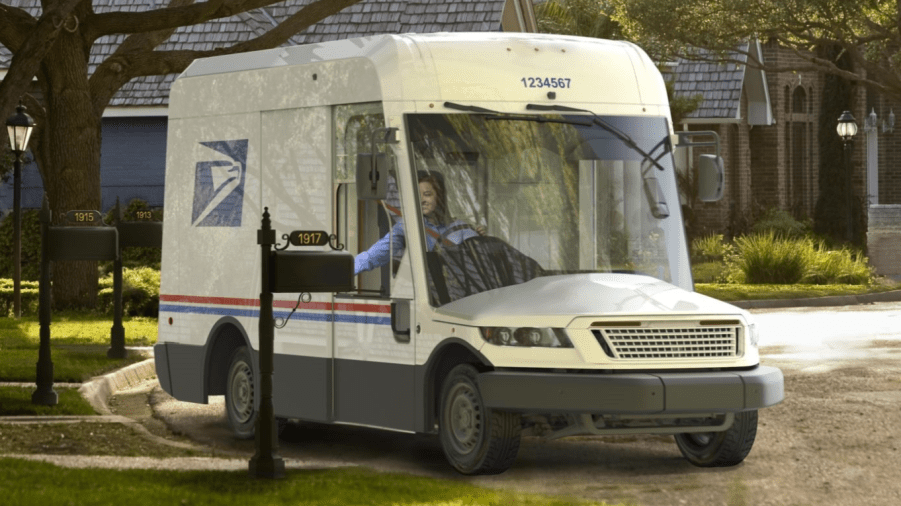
[333,103,402,296]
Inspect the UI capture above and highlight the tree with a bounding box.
[608,0,901,102]
[0,0,362,308]
[535,0,623,39]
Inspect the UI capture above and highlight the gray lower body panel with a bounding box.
[155,340,418,431]
[477,366,784,414]
[154,342,206,404]
[334,358,416,431]
[272,354,331,423]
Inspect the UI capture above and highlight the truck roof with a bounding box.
[172,32,668,118]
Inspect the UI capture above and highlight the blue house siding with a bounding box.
[100,116,167,211]
[0,116,167,219]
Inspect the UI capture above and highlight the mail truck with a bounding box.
[154,32,784,475]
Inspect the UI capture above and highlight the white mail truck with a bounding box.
[154,32,784,475]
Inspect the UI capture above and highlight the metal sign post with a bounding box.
[249,207,353,478]
[32,196,57,405]
[249,208,283,478]
[106,199,162,358]
[34,195,120,405]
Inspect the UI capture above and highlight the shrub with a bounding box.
[0,278,40,316]
[0,209,42,281]
[692,261,727,283]
[691,234,733,263]
[750,208,810,238]
[733,233,807,284]
[730,233,874,285]
[99,199,163,276]
[802,240,873,285]
[98,267,160,317]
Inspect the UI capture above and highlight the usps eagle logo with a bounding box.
[191,140,248,227]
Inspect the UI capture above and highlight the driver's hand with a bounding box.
[475,226,487,236]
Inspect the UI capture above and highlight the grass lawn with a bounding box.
[0,459,619,506]
[0,312,155,382]
[0,387,96,416]
[694,281,901,302]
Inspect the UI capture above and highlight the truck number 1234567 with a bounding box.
[521,77,571,89]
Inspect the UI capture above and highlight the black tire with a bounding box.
[277,417,290,438]
[225,347,256,439]
[438,364,521,475]
[674,410,758,467]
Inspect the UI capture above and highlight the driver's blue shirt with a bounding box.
[354,218,478,274]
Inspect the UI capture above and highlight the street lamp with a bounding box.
[836,110,858,242]
[6,101,36,319]
[836,110,858,141]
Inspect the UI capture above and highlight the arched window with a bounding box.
[792,87,807,114]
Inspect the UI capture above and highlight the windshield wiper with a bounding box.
[526,104,669,172]
[485,114,592,126]
[444,101,591,126]
[444,101,503,114]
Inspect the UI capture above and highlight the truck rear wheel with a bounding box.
[439,364,521,475]
[225,346,256,439]
[674,410,758,467]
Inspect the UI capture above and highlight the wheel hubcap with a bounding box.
[447,384,481,455]
[688,432,713,447]
[229,362,254,424]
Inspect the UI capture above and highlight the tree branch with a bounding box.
[86,0,283,39]
[87,0,361,112]
[0,4,37,50]
[0,0,84,122]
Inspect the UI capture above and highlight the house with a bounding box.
[0,0,537,215]
[671,39,901,277]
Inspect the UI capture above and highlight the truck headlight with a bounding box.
[747,322,760,348]
[480,327,573,348]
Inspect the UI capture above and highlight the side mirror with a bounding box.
[356,153,387,200]
[698,154,724,202]
[643,175,670,219]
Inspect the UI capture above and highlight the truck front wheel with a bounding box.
[674,410,758,467]
[439,364,521,475]
[225,347,256,439]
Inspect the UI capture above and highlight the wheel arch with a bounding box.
[420,337,492,433]
[204,316,253,399]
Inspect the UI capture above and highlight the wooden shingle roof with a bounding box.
[672,44,749,121]
[1,0,512,108]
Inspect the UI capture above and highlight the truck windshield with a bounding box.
[406,113,689,306]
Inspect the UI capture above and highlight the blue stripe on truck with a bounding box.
[159,304,391,325]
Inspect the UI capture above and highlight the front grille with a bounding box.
[592,326,739,359]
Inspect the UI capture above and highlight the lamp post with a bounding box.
[836,110,858,242]
[6,102,36,319]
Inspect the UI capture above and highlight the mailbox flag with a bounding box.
[192,139,248,227]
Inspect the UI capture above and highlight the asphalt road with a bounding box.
[143,301,901,506]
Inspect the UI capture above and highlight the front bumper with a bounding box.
[477,365,784,414]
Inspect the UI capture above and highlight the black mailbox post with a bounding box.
[34,196,120,405]
[109,199,163,359]
[250,207,353,479]
[32,196,163,405]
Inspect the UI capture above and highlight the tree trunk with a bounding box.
[39,11,102,310]
[814,44,855,245]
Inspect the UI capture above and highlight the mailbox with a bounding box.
[48,227,118,261]
[269,250,354,293]
[118,221,163,248]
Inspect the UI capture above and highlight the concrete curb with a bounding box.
[731,289,901,309]
[77,357,157,416]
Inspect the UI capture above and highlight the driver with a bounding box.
[354,172,482,274]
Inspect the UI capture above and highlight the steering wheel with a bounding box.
[436,222,479,248]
